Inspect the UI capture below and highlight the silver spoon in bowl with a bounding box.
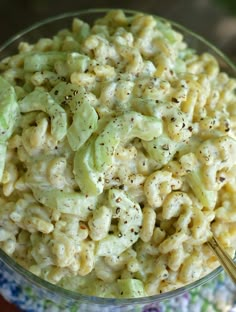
[208,235,236,283]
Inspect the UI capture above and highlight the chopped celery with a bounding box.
[72,20,90,42]
[50,81,97,114]
[96,235,132,256]
[67,101,98,151]
[142,133,179,167]
[73,139,104,196]
[67,52,89,73]
[0,143,7,181]
[32,187,97,220]
[24,51,89,74]
[154,18,185,45]
[24,51,68,72]
[97,189,142,256]
[0,76,19,142]
[187,169,217,209]
[19,88,67,141]
[131,98,159,116]
[132,100,191,142]
[50,81,83,105]
[175,58,187,73]
[94,111,163,171]
[117,278,146,298]
[56,191,97,219]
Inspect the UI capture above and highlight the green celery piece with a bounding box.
[187,168,217,209]
[67,101,98,151]
[19,88,67,141]
[117,279,146,298]
[96,189,142,256]
[50,81,83,105]
[96,235,132,256]
[50,82,96,114]
[67,53,89,73]
[0,76,19,142]
[24,51,68,72]
[0,142,7,181]
[74,22,90,42]
[142,133,179,167]
[94,111,163,171]
[73,139,104,196]
[131,98,160,118]
[32,187,97,221]
[175,58,187,73]
[24,51,89,73]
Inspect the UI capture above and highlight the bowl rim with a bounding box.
[0,249,223,305]
[0,7,233,305]
[0,8,235,72]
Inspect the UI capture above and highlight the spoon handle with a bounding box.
[208,236,236,284]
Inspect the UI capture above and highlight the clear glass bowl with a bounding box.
[0,8,236,312]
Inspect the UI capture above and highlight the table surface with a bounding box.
[0,0,235,311]
[0,295,20,312]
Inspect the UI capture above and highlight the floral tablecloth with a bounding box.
[0,259,235,312]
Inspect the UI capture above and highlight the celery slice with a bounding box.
[0,76,19,142]
[94,111,163,171]
[67,101,98,151]
[50,82,97,113]
[143,134,178,166]
[67,52,89,73]
[24,51,67,72]
[117,278,146,298]
[73,139,104,196]
[32,187,97,220]
[96,189,142,256]
[20,88,67,141]
[24,51,89,74]
[187,169,217,209]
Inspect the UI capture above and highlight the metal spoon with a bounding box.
[208,235,236,283]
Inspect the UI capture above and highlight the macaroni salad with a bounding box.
[0,10,236,298]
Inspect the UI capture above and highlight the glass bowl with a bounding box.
[0,8,236,312]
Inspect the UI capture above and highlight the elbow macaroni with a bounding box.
[0,9,236,298]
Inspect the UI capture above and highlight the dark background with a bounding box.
[0,0,235,311]
[0,0,236,62]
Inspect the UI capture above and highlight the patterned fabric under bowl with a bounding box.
[0,259,236,312]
